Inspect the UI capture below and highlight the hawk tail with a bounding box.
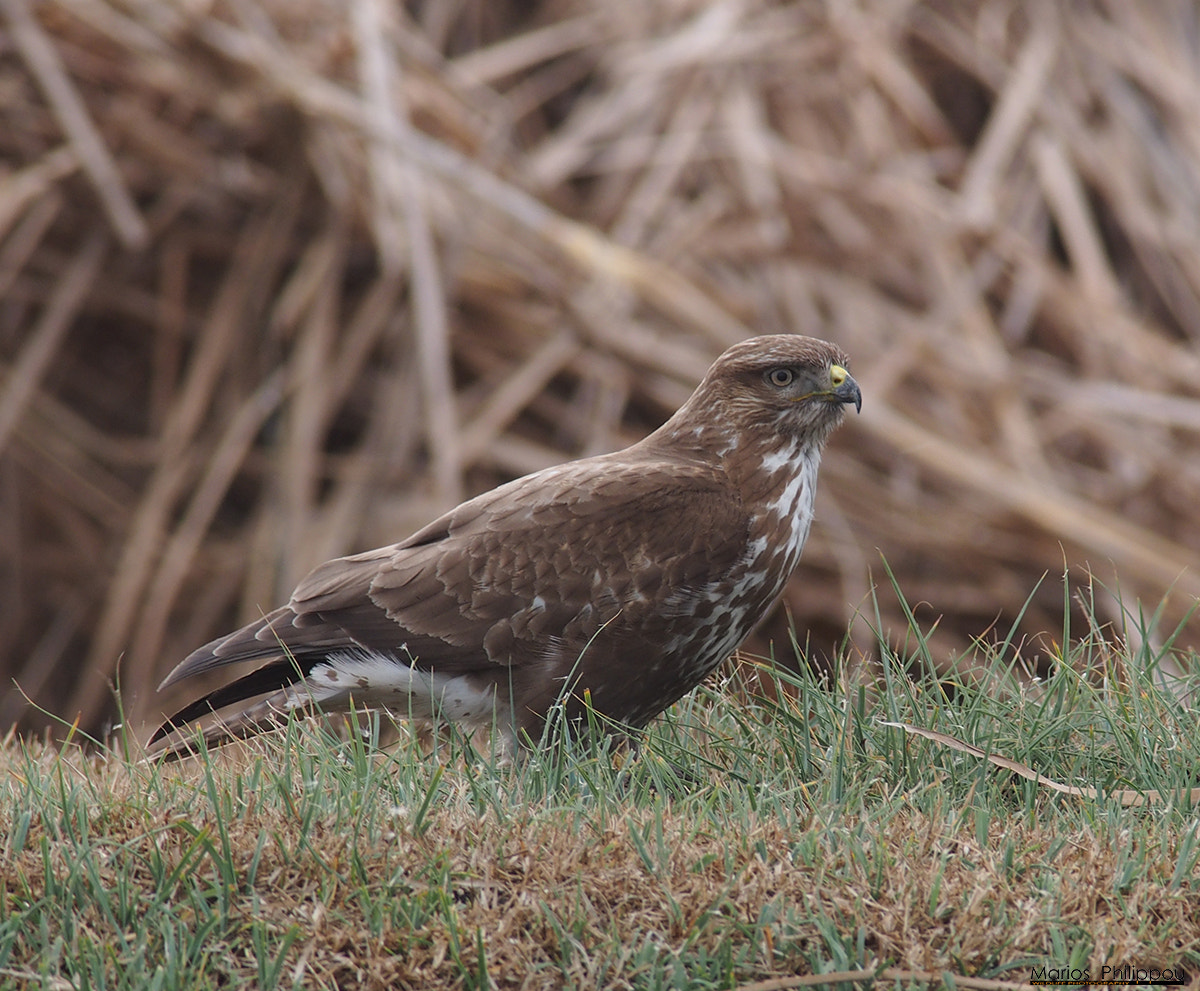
[148,656,316,757]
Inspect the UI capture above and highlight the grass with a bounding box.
[2,576,1200,990]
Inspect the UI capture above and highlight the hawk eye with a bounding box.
[766,367,794,388]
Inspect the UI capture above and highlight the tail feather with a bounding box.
[150,703,296,762]
[150,655,317,747]
[151,648,514,759]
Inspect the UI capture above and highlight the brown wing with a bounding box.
[159,452,751,692]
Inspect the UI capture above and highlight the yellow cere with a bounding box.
[830,364,847,386]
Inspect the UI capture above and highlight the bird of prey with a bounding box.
[152,335,861,754]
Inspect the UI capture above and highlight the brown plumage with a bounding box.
[152,335,861,753]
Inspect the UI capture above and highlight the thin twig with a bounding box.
[0,231,106,455]
[1,0,147,248]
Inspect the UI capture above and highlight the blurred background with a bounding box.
[2,0,1199,740]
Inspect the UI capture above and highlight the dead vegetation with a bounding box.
[2,0,1200,738]
[4,685,1197,990]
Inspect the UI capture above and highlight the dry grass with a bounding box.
[4,617,1199,989]
[2,0,1200,738]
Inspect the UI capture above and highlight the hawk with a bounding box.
[152,335,860,753]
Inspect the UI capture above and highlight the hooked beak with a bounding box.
[829,364,862,413]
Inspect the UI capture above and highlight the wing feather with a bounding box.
[158,453,750,692]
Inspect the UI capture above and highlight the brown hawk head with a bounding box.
[660,334,860,447]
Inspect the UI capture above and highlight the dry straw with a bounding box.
[1,0,1199,737]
